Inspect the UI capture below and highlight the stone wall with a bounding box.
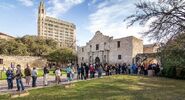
[143,44,159,53]
[132,37,144,63]
[0,55,47,70]
[109,37,133,64]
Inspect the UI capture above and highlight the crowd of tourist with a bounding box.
[3,62,161,91]
[76,63,161,80]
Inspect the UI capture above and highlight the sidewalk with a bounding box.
[0,73,105,95]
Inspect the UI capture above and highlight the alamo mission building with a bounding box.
[77,31,145,65]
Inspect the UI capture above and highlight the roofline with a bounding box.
[0,32,14,38]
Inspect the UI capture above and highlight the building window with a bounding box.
[96,44,99,50]
[90,45,92,48]
[117,41,120,48]
[82,48,84,52]
[0,59,3,64]
[82,57,84,61]
[118,55,122,60]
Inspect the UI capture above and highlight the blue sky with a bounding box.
[0,0,152,46]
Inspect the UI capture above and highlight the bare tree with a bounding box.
[125,0,185,43]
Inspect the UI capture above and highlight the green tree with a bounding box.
[0,35,58,56]
[47,48,76,65]
[125,0,185,42]
[125,0,185,79]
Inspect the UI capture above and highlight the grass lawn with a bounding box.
[1,75,185,100]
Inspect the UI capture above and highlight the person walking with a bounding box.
[55,67,61,84]
[6,67,14,89]
[31,67,38,87]
[15,64,24,91]
[43,65,49,86]
[24,64,31,86]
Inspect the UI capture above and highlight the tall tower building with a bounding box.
[38,0,46,37]
[38,0,76,50]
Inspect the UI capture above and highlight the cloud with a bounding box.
[0,2,15,9]
[47,0,85,17]
[18,0,34,7]
[88,0,152,44]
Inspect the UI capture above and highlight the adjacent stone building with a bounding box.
[0,32,14,40]
[143,44,159,53]
[77,31,144,65]
[38,0,76,49]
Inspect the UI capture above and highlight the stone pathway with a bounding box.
[0,73,103,94]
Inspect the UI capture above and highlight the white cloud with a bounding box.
[0,2,15,9]
[18,0,34,7]
[88,0,152,44]
[47,0,85,17]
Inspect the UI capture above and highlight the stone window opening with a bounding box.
[82,57,84,61]
[82,48,84,52]
[96,44,99,50]
[90,45,92,50]
[117,41,120,48]
[0,59,3,64]
[118,55,122,60]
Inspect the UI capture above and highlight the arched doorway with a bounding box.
[95,57,100,64]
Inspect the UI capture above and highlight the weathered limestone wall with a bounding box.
[109,37,133,64]
[143,44,159,53]
[132,37,144,63]
[0,55,47,69]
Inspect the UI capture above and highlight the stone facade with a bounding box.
[77,31,143,65]
[0,55,47,70]
[38,1,76,49]
[143,44,159,53]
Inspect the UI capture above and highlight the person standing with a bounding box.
[15,64,24,91]
[24,64,31,86]
[97,64,103,78]
[43,65,49,86]
[55,67,61,84]
[31,67,38,87]
[66,66,72,82]
[85,63,89,79]
[104,64,109,76]
[132,64,137,74]
[80,64,85,80]
[127,64,131,74]
[6,67,14,89]
[90,64,95,78]
[76,64,81,80]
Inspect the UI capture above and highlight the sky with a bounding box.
[0,0,153,46]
